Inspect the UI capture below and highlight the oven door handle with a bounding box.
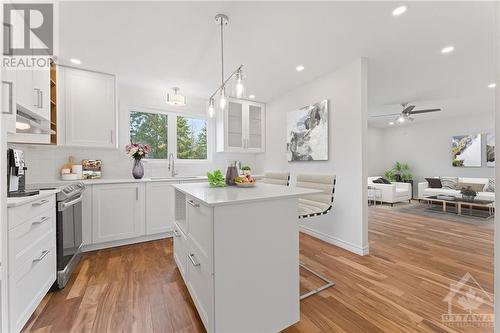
[58,195,83,211]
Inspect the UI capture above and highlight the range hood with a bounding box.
[15,105,55,135]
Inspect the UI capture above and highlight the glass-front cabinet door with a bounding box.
[217,98,265,153]
[246,102,264,152]
[227,100,244,150]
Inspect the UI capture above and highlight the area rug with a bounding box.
[386,203,494,225]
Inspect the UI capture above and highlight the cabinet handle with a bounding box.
[32,199,49,206]
[110,130,114,144]
[33,88,40,107]
[39,90,43,108]
[187,200,199,208]
[188,253,201,267]
[32,216,50,225]
[173,229,180,237]
[33,250,49,262]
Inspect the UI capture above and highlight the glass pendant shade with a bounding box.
[219,88,227,110]
[234,70,244,98]
[208,98,215,118]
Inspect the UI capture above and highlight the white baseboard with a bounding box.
[299,226,369,256]
[82,232,172,252]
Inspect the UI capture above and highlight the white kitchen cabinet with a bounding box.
[216,98,265,153]
[15,66,50,122]
[2,69,16,133]
[32,67,50,121]
[92,183,145,244]
[7,194,57,333]
[58,66,117,148]
[146,182,175,235]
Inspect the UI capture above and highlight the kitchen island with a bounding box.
[171,182,320,333]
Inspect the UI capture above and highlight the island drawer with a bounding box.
[186,196,213,258]
[186,236,214,332]
[173,221,188,280]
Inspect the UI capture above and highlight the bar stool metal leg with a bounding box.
[299,262,335,300]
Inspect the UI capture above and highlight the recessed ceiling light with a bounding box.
[249,94,256,99]
[441,46,455,54]
[392,6,407,16]
[389,121,395,126]
[70,58,81,65]
[488,83,496,88]
[296,65,304,72]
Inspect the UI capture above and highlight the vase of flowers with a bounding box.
[126,143,151,179]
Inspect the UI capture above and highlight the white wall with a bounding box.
[366,127,386,177]
[257,58,369,255]
[368,113,495,185]
[12,82,263,184]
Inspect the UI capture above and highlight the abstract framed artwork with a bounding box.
[486,133,495,167]
[451,134,482,167]
[286,100,328,162]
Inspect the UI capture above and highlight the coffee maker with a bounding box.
[7,148,39,197]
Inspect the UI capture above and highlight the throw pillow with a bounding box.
[485,178,495,192]
[380,178,392,184]
[457,182,485,193]
[440,177,458,190]
[425,178,442,189]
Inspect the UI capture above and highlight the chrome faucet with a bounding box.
[168,153,177,177]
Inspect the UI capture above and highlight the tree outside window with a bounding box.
[129,111,168,159]
[177,116,207,160]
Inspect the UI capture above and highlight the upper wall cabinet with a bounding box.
[216,98,265,153]
[58,66,117,148]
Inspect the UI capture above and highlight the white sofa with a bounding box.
[418,177,494,202]
[368,176,412,206]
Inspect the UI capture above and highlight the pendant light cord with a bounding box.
[220,20,224,87]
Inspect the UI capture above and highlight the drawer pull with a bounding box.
[173,229,181,237]
[32,199,50,207]
[187,200,200,208]
[188,253,201,267]
[33,250,49,263]
[32,216,50,225]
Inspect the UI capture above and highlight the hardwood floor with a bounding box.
[22,207,494,333]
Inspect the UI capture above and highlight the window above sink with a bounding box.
[129,108,209,163]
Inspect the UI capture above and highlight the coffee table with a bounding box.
[423,195,495,219]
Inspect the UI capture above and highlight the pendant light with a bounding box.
[207,14,245,118]
[166,87,186,106]
[234,68,245,98]
[208,98,215,118]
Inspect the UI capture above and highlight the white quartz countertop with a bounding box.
[28,175,263,187]
[7,189,60,208]
[172,182,321,207]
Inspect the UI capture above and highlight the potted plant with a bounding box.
[241,165,251,176]
[385,162,413,183]
[125,143,151,179]
[460,186,477,202]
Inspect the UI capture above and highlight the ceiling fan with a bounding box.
[371,103,441,124]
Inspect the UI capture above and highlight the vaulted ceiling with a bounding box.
[57,1,496,125]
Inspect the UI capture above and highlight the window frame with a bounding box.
[127,106,212,164]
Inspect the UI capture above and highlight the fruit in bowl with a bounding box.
[235,174,256,187]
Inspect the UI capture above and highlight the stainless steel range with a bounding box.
[55,182,85,289]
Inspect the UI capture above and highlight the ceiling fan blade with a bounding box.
[369,113,401,118]
[410,109,441,114]
[402,105,415,114]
